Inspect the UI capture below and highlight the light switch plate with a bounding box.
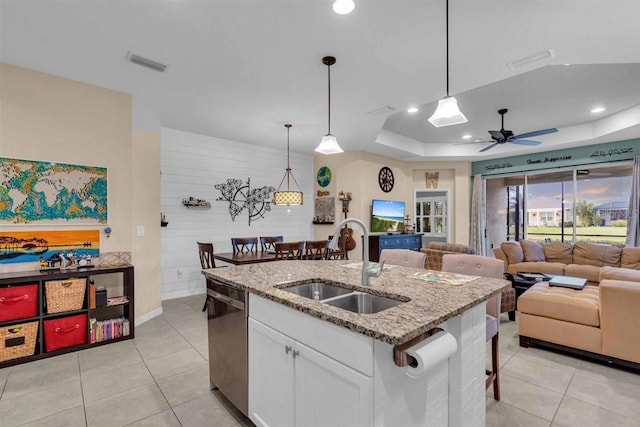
[136,225,145,236]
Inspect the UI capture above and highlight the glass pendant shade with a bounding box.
[427,96,468,127]
[315,134,343,155]
[274,124,304,206]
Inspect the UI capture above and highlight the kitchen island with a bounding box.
[203,260,510,427]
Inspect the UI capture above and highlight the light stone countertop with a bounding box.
[203,260,511,345]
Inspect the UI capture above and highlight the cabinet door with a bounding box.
[294,341,373,427]
[248,318,295,427]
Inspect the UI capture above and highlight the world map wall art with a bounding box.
[0,157,107,225]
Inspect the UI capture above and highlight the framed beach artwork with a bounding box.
[0,157,107,225]
[0,229,100,265]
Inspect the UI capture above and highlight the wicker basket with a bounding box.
[45,278,86,314]
[0,321,38,363]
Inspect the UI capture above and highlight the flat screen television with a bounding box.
[370,199,405,233]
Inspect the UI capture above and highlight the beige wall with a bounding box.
[0,63,161,322]
[314,151,471,260]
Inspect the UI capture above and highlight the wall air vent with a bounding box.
[507,49,555,71]
[125,52,168,73]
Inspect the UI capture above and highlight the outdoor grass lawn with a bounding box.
[526,226,627,245]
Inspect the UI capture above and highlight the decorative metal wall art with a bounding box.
[215,178,275,226]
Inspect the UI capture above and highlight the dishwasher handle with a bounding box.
[207,289,245,311]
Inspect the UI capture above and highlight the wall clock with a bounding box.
[378,166,394,192]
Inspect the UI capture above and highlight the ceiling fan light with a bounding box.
[315,134,344,155]
[333,0,355,14]
[428,96,468,127]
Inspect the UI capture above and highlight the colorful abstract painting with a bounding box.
[0,230,100,264]
[0,157,107,225]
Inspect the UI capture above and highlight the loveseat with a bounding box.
[493,240,640,285]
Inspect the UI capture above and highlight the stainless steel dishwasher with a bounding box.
[206,280,248,416]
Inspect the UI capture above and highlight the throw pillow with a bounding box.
[501,241,524,264]
[544,242,573,264]
[520,239,545,262]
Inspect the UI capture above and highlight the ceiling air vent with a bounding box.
[507,49,555,71]
[125,52,168,73]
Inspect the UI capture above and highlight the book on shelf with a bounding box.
[89,317,130,343]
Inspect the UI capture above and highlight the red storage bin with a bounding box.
[0,284,38,322]
[44,314,87,352]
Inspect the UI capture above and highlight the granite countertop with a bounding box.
[203,260,511,345]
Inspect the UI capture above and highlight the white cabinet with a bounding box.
[248,318,373,427]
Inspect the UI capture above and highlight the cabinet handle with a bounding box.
[285,345,292,354]
[292,350,299,359]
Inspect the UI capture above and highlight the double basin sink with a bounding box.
[279,280,407,314]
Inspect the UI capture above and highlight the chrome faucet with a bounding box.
[330,218,384,286]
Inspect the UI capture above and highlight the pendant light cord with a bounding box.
[327,63,332,134]
[445,0,450,97]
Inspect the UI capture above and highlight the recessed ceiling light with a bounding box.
[333,0,354,14]
[591,107,605,113]
[462,134,471,139]
[407,107,419,113]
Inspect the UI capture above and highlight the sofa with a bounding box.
[421,242,516,318]
[518,266,640,367]
[493,240,640,285]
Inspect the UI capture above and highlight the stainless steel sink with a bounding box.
[281,281,353,300]
[323,292,404,314]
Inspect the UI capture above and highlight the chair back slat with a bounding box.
[275,241,305,260]
[197,242,216,269]
[231,237,259,253]
[304,240,329,260]
[260,236,284,252]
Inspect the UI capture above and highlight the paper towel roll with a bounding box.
[405,331,458,378]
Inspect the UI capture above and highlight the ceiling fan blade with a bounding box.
[512,128,558,140]
[454,139,494,145]
[480,142,499,152]
[488,130,504,140]
[509,139,541,146]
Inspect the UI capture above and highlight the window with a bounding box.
[415,195,447,238]
[486,163,632,247]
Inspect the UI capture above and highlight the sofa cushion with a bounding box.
[520,239,545,262]
[518,282,600,327]
[599,266,640,283]
[544,242,573,264]
[501,241,524,264]
[564,264,602,284]
[621,247,640,269]
[507,262,565,276]
[572,242,621,267]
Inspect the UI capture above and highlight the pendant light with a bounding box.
[274,124,303,206]
[428,0,468,128]
[333,0,355,15]
[315,56,344,155]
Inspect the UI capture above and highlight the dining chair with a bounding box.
[441,253,504,401]
[304,240,330,260]
[231,237,258,253]
[197,241,219,311]
[379,249,426,268]
[260,236,284,252]
[274,241,305,260]
[326,235,348,260]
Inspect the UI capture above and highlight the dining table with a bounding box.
[212,251,278,265]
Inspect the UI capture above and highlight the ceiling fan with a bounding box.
[478,108,558,152]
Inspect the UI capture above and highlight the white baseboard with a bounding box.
[135,306,163,327]
[162,288,205,301]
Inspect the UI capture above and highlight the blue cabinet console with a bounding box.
[368,234,423,262]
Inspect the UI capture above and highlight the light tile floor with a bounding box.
[1,295,639,426]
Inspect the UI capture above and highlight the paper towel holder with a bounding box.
[393,327,444,367]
